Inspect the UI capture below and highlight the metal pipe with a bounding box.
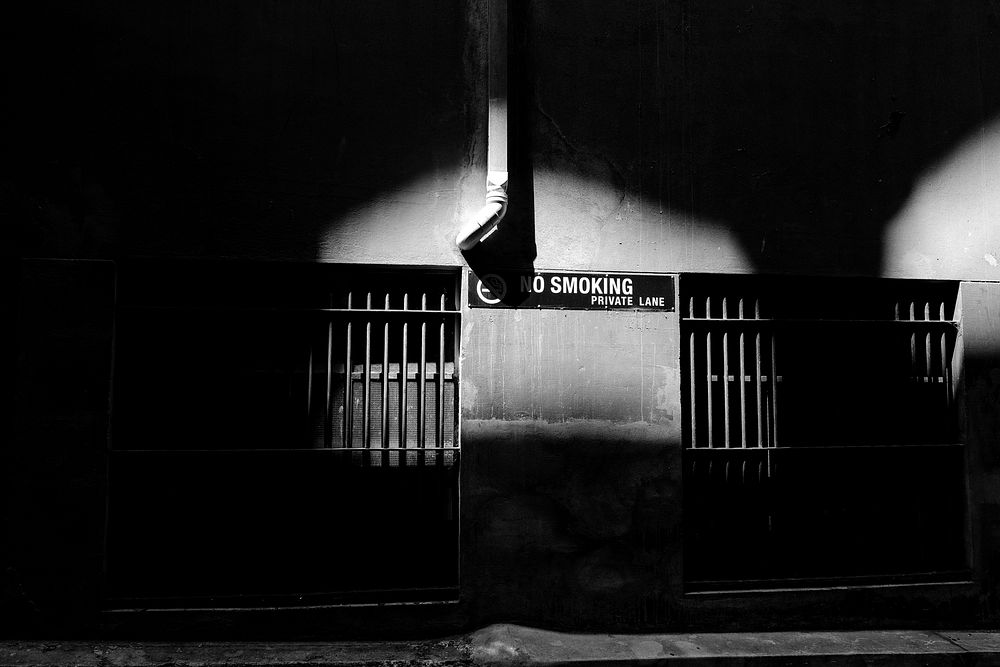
[456,0,508,250]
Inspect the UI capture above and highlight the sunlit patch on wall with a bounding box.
[883,116,1000,279]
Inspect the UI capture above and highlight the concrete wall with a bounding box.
[5,0,1000,637]
[2,0,474,265]
[5,1,1000,279]
[460,309,681,628]
[4,261,114,634]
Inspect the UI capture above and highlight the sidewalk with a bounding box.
[4,624,1000,666]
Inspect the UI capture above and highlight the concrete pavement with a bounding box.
[5,625,1000,666]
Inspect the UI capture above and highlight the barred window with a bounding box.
[107,261,460,606]
[681,275,967,590]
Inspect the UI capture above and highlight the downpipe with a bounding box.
[456,0,508,251]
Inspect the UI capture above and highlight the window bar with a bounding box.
[738,298,747,448]
[755,298,764,450]
[437,293,447,464]
[924,323,932,386]
[344,292,353,449]
[400,293,409,459]
[689,330,697,448]
[923,301,932,388]
[909,300,917,385]
[419,293,428,463]
[941,330,951,409]
[706,328,714,448]
[325,293,334,449]
[721,297,731,448]
[364,292,372,455]
[705,296,714,447]
[382,293,390,465]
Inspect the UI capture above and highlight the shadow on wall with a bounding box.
[460,420,679,629]
[0,0,476,263]
[525,0,1000,277]
[3,1,1000,274]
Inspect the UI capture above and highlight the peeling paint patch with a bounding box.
[652,364,679,422]
[462,381,479,416]
[986,253,998,267]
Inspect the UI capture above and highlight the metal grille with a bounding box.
[683,279,958,452]
[112,265,461,459]
[684,293,779,452]
[681,276,966,588]
[315,290,459,466]
[108,263,461,604]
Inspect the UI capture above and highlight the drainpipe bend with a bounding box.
[457,0,508,252]
[456,170,508,250]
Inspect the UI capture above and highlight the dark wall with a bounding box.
[959,283,1000,615]
[5,0,1000,638]
[6,1,1000,277]
[1,0,475,264]
[5,261,114,634]
[523,1,1000,278]
[458,288,993,632]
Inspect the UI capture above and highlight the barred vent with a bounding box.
[108,263,460,606]
[315,289,459,466]
[681,275,966,590]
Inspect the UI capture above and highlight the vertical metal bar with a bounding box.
[307,345,314,419]
[706,329,713,448]
[942,330,951,409]
[382,293,390,462]
[344,293,353,448]
[689,330,697,447]
[689,295,695,319]
[706,294,713,448]
[419,293,428,458]
[400,293,409,453]
[364,292,372,452]
[755,299,763,449]
[721,298,730,448]
[738,298,747,448]
[923,303,932,431]
[909,300,917,386]
[325,293,333,449]
[438,293,446,460]
[924,328,932,385]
